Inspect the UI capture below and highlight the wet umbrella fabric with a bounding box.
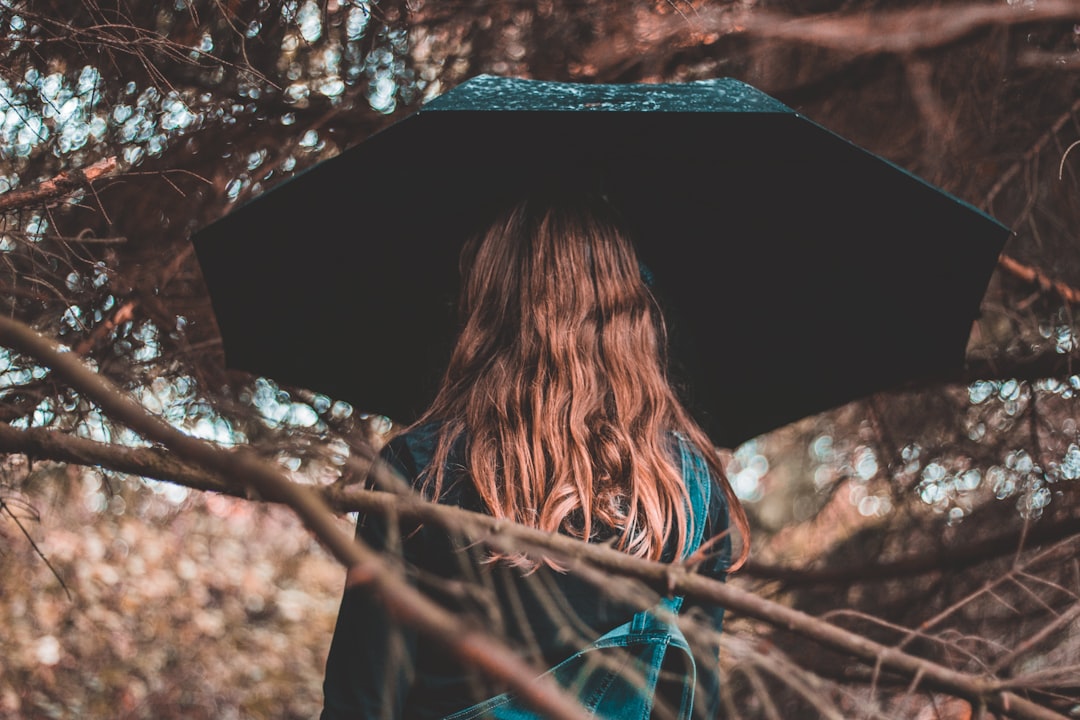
[191,74,1010,449]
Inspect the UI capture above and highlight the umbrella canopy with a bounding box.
[191,74,1010,449]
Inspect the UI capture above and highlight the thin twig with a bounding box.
[0,497,73,600]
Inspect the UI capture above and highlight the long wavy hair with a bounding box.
[413,192,749,569]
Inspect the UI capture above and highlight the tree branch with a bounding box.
[736,1,1080,55]
[0,420,1069,720]
[997,254,1080,306]
[328,485,1067,720]
[959,352,1080,386]
[0,157,119,213]
[744,515,1080,587]
[0,316,590,720]
[579,1,1080,76]
[0,422,227,492]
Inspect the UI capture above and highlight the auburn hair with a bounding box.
[413,192,749,569]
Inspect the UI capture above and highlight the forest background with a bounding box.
[4,1,1080,718]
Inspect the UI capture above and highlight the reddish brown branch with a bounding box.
[745,515,1080,587]
[0,157,119,213]
[736,1,1080,55]
[0,423,226,492]
[0,420,1069,720]
[329,485,1067,719]
[582,0,1080,70]
[997,254,1080,306]
[74,300,136,355]
[959,352,1080,387]
[0,315,589,720]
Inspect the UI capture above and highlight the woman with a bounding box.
[321,190,749,719]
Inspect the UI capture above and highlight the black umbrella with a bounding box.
[191,74,1010,449]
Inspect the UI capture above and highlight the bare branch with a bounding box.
[991,603,1080,675]
[0,423,226,492]
[997,254,1080,306]
[0,496,73,600]
[0,420,1070,720]
[0,157,119,213]
[0,315,590,720]
[745,520,1080,587]
[736,1,1080,55]
[580,1,1080,73]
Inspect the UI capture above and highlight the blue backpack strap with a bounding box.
[444,435,714,720]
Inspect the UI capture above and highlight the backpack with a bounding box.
[443,435,714,720]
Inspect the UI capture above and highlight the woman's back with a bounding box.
[322,423,732,719]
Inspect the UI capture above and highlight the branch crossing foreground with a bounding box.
[0,315,1068,720]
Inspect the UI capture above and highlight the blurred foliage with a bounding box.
[0,467,346,719]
